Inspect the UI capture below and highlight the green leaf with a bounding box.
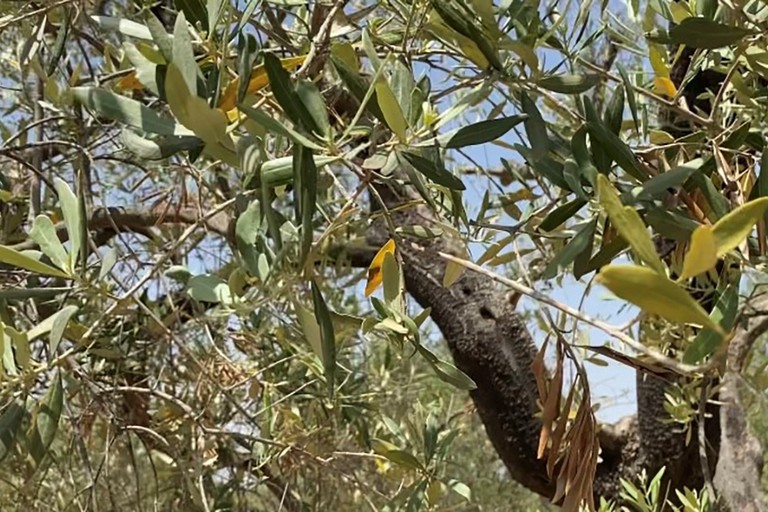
[711,197,768,257]
[401,151,465,191]
[596,265,722,333]
[645,208,700,241]
[0,287,71,300]
[175,0,208,32]
[235,200,262,276]
[538,199,586,231]
[53,178,81,272]
[446,115,527,148]
[376,77,409,141]
[172,11,199,94]
[329,52,387,124]
[380,449,424,470]
[90,16,153,40]
[543,218,597,279]
[311,281,336,398]
[262,53,320,134]
[604,85,625,135]
[296,79,330,138]
[50,305,78,355]
[587,122,647,181]
[207,0,227,32]
[238,103,324,150]
[259,155,339,188]
[72,87,187,136]
[430,358,477,390]
[624,159,702,204]
[669,17,752,49]
[382,251,401,306]
[683,278,740,364]
[617,64,639,133]
[293,144,318,263]
[29,216,68,272]
[520,93,549,159]
[598,175,665,274]
[187,274,233,304]
[123,42,164,97]
[538,74,599,94]
[0,401,25,463]
[0,246,69,278]
[121,130,203,160]
[165,64,237,164]
[28,372,64,465]
[144,11,174,62]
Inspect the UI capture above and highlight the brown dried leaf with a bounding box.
[537,346,563,459]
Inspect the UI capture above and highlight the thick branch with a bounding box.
[11,205,232,251]
[713,295,768,511]
[369,183,636,500]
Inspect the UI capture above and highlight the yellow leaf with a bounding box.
[365,239,396,297]
[217,55,306,116]
[597,264,723,334]
[375,77,408,142]
[712,196,768,257]
[649,44,670,78]
[678,225,718,280]
[597,175,666,274]
[115,72,144,91]
[443,244,468,287]
[653,77,678,97]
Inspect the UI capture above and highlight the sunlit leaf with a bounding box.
[679,226,717,280]
[366,239,396,297]
[72,87,188,136]
[29,216,68,272]
[187,274,233,305]
[375,77,409,142]
[0,246,69,278]
[53,178,81,272]
[597,175,665,274]
[596,265,722,333]
[711,197,768,257]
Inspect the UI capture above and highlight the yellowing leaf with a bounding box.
[711,197,768,257]
[597,264,723,334]
[218,55,306,113]
[443,243,468,287]
[115,71,145,91]
[649,44,670,78]
[365,239,396,297]
[597,175,665,274]
[679,226,718,280]
[375,78,408,141]
[653,77,678,97]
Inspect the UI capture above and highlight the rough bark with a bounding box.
[713,296,768,512]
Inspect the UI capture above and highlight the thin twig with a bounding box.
[436,251,710,375]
